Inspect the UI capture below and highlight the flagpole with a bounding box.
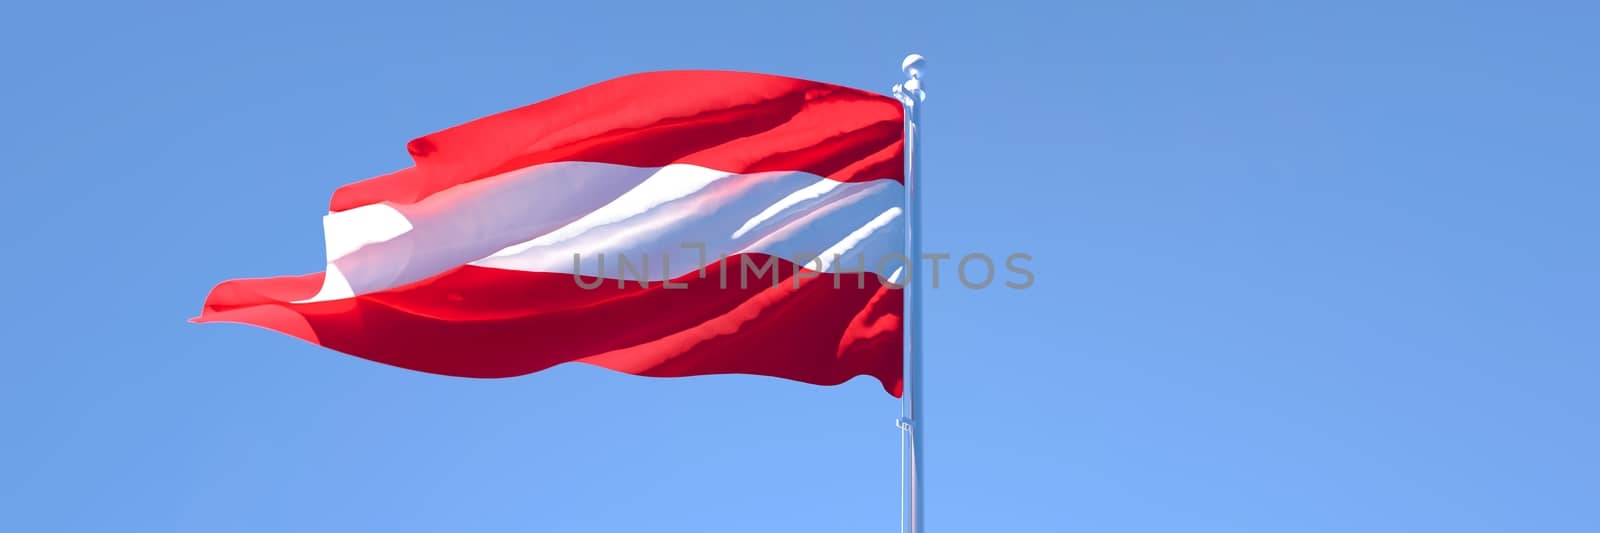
[893,53,927,533]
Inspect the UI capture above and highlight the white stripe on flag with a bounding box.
[306,162,904,302]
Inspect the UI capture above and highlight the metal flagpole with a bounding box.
[893,53,927,533]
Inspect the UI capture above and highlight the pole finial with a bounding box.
[901,54,926,80]
[893,54,927,105]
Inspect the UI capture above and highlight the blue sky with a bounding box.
[2,1,1596,531]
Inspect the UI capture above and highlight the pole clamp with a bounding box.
[896,417,914,431]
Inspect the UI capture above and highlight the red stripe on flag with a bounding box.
[195,255,904,396]
[329,71,905,212]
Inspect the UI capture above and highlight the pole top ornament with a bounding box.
[893,53,927,106]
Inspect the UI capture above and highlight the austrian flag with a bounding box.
[196,70,907,396]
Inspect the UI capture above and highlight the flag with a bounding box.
[195,70,906,396]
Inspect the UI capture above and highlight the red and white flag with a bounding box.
[196,70,906,396]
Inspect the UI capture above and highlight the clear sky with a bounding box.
[2,1,1596,531]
